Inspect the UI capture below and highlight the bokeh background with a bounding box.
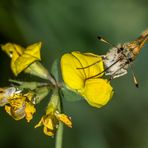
[0,0,148,148]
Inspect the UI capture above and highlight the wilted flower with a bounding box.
[0,87,36,122]
[5,92,36,122]
[35,103,72,136]
[61,51,113,108]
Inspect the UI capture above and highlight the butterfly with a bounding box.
[79,30,148,87]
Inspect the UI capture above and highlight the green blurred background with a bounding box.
[0,0,148,148]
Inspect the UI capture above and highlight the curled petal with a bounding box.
[43,116,54,130]
[35,117,44,128]
[43,127,54,136]
[35,115,56,136]
[35,102,72,136]
[55,112,72,128]
[25,102,36,122]
[1,42,41,76]
[24,42,41,60]
[1,43,23,58]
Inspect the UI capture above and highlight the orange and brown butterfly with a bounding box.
[87,29,148,87]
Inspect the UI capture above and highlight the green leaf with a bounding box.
[60,86,83,102]
[51,58,60,81]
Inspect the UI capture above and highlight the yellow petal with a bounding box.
[80,79,113,108]
[2,44,24,75]
[71,52,104,78]
[35,117,44,128]
[61,53,85,90]
[25,42,41,60]
[5,105,11,115]
[43,116,54,130]
[6,96,26,120]
[1,43,23,58]
[35,116,55,136]
[9,95,25,108]
[43,127,54,136]
[25,102,36,122]
[61,51,104,91]
[55,113,72,128]
[14,54,38,75]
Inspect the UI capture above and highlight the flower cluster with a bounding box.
[0,30,147,138]
[0,42,72,137]
[35,101,72,136]
[0,87,36,122]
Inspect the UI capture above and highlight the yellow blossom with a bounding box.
[35,103,72,136]
[61,51,114,108]
[5,93,36,122]
[1,42,41,76]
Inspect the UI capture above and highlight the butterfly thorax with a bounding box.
[103,44,134,79]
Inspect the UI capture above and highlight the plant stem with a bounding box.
[55,122,64,148]
[55,90,64,148]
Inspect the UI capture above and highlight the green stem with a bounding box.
[55,122,64,148]
[55,90,64,148]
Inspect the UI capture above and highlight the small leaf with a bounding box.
[60,86,83,102]
[51,58,60,81]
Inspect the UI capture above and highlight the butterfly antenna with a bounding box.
[97,36,118,48]
[129,64,139,88]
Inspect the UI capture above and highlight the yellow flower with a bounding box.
[35,103,72,136]
[5,93,36,122]
[1,42,41,76]
[61,51,114,108]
